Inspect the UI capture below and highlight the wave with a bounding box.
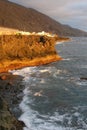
[10,63,87,130]
[19,93,87,130]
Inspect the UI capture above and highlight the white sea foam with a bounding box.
[76,81,87,86]
[73,112,80,117]
[39,69,51,73]
[19,99,86,130]
[10,66,37,76]
[56,41,65,45]
[62,58,71,61]
[19,103,73,130]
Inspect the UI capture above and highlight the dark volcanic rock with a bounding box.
[80,77,87,80]
[0,97,25,130]
[0,72,25,130]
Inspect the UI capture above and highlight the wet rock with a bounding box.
[0,72,23,91]
[80,77,87,80]
[0,72,25,129]
[0,97,25,130]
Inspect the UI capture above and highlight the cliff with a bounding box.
[0,31,67,129]
[0,0,87,36]
[0,31,68,73]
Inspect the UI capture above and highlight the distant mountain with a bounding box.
[0,0,87,36]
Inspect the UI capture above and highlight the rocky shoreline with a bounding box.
[0,56,62,130]
[0,72,25,130]
[0,32,69,130]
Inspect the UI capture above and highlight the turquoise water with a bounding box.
[12,37,87,130]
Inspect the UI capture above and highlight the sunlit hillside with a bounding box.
[0,0,87,36]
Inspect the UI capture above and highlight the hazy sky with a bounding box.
[9,0,87,32]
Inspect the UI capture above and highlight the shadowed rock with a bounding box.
[0,72,25,130]
[0,97,25,130]
[80,77,87,80]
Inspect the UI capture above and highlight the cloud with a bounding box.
[9,0,87,31]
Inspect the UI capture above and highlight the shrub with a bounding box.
[0,34,57,60]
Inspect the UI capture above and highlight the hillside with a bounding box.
[0,0,87,36]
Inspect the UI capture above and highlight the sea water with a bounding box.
[11,37,87,130]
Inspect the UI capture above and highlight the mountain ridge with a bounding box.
[0,0,87,36]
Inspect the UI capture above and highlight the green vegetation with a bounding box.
[0,34,57,61]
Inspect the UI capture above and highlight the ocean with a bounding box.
[11,37,87,130]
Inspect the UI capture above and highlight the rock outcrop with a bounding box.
[0,32,65,72]
[0,72,25,130]
[0,97,24,130]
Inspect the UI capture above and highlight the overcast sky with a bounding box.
[9,0,87,32]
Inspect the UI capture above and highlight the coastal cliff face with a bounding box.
[0,34,56,60]
[0,32,68,129]
[0,32,60,130]
[0,33,64,72]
